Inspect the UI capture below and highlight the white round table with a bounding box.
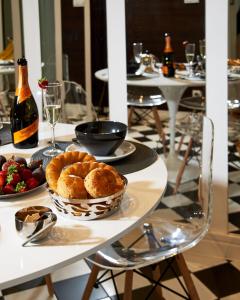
[95,68,240,182]
[95,68,205,153]
[0,123,167,290]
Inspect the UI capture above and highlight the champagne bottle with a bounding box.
[10,57,39,148]
[162,33,175,77]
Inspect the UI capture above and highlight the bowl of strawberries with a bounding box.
[0,154,46,199]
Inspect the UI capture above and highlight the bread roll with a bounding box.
[57,175,88,199]
[84,168,119,198]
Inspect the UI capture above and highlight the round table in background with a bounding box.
[95,68,205,182]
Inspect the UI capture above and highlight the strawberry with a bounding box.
[38,77,48,89]
[3,184,15,194]
[21,168,32,181]
[2,161,20,173]
[26,177,39,190]
[7,173,21,186]
[0,170,7,188]
[15,181,27,193]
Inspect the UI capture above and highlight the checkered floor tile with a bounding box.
[129,113,240,235]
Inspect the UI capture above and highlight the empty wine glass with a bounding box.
[199,39,206,60]
[199,39,206,71]
[185,43,196,78]
[133,42,143,64]
[43,82,63,157]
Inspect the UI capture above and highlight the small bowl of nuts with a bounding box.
[15,206,57,242]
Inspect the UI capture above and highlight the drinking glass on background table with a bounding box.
[43,82,63,157]
[185,43,196,78]
[133,42,143,64]
[199,39,206,71]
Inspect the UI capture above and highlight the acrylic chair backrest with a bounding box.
[154,115,214,255]
[61,80,96,123]
[197,116,214,241]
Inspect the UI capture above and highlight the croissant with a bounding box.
[46,151,96,192]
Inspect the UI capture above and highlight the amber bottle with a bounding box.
[162,33,175,77]
[10,57,39,148]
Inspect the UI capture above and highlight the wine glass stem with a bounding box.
[51,125,56,148]
[189,62,193,77]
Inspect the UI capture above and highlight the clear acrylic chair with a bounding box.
[60,80,97,124]
[82,116,213,300]
[127,86,167,155]
[174,113,204,193]
[175,97,239,193]
[0,74,10,122]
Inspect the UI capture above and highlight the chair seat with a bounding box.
[179,96,205,111]
[87,208,208,271]
[180,96,240,111]
[127,86,166,108]
[227,99,240,110]
[127,96,166,107]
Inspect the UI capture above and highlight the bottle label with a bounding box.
[13,119,39,144]
[15,87,32,104]
[164,36,173,53]
[162,65,168,76]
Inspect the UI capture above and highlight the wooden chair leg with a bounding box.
[82,264,101,300]
[175,254,200,300]
[177,135,185,154]
[140,265,165,300]
[152,264,166,300]
[152,107,167,156]
[123,270,133,300]
[128,106,135,128]
[174,137,193,194]
[44,274,54,297]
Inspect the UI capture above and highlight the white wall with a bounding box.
[206,0,228,233]
[21,0,42,120]
[106,0,128,125]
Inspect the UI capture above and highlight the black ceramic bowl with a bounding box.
[75,121,127,156]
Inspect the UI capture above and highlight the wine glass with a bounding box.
[199,39,206,71]
[42,82,63,157]
[185,43,196,78]
[133,42,143,64]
